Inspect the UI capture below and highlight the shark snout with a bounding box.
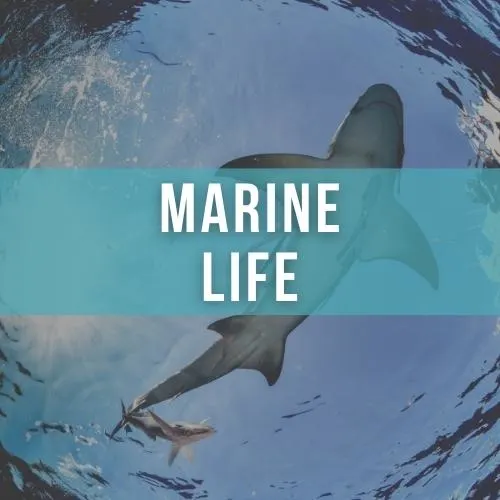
[330,82,404,167]
[358,83,403,112]
[353,83,403,132]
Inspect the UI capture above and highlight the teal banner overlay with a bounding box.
[0,167,497,315]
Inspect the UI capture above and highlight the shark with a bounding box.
[109,400,215,465]
[112,83,439,426]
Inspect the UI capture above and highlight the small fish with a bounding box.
[109,401,215,466]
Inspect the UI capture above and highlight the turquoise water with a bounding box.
[0,1,499,499]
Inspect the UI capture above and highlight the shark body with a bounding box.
[112,83,439,427]
[110,401,215,465]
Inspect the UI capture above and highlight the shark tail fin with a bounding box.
[168,443,181,466]
[208,315,290,386]
[109,400,128,440]
[359,195,439,289]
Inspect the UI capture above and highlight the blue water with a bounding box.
[0,0,499,499]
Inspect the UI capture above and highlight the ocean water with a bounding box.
[0,0,499,499]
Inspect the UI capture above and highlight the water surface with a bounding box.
[0,1,499,499]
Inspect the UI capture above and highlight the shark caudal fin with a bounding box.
[357,194,439,289]
[108,400,129,440]
[207,316,287,386]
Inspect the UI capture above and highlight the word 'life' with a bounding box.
[203,251,298,302]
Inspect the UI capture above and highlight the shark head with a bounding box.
[328,83,404,168]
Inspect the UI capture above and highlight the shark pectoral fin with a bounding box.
[359,198,439,289]
[242,336,287,386]
[168,443,181,466]
[217,153,327,202]
[181,445,194,463]
[219,153,326,171]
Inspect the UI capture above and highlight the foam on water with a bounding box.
[0,8,152,168]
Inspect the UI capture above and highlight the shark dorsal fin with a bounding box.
[358,196,439,289]
[207,315,250,339]
[168,443,181,466]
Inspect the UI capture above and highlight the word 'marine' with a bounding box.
[161,182,340,233]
